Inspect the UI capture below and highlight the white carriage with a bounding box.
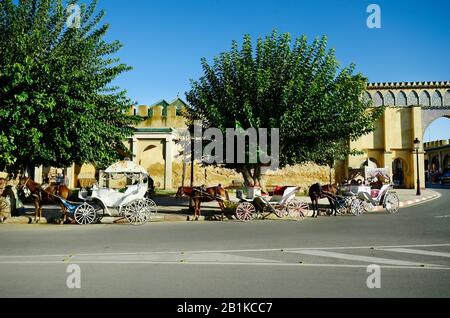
[341,167,400,216]
[74,160,157,225]
[235,186,309,221]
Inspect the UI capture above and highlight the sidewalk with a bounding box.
[1,188,442,224]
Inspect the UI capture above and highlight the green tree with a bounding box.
[0,0,139,173]
[186,31,384,186]
[310,139,362,185]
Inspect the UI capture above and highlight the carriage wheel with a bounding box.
[144,198,158,219]
[287,199,309,220]
[138,198,157,223]
[123,199,149,225]
[74,203,97,225]
[235,202,256,222]
[384,192,400,215]
[337,203,348,215]
[91,201,105,224]
[274,207,288,218]
[350,198,365,216]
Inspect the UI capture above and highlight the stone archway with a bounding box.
[422,111,450,136]
[344,82,450,189]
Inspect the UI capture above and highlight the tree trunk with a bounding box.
[240,166,262,187]
[329,165,332,186]
[328,160,334,185]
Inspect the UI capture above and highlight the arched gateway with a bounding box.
[336,81,450,189]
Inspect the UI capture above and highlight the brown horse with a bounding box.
[176,185,229,221]
[18,177,70,223]
[308,183,338,218]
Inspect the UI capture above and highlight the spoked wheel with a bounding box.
[287,199,309,220]
[384,192,400,214]
[235,202,256,222]
[337,202,348,215]
[91,201,105,224]
[74,203,97,225]
[144,198,158,220]
[123,199,149,225]
[350,198,365,216]
[336,197,353,215]
[274,207,288,218]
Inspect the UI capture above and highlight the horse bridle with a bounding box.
[18,177,37,199]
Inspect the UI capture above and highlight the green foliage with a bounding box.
[0,0,139,172]
[186,31,384,185]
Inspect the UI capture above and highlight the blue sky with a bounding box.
[96,0,449,140]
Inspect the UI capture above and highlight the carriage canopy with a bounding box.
[104,160,148,175]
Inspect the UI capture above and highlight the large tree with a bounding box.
[186,31,384,186]
[0,0,139,173]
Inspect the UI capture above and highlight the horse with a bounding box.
[18,177,70,223]
[308,183,338,218]
[176,185,229,221]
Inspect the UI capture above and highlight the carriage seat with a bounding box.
[371,189,381,199]
[124,184,140,196]
[273,186,289,196]
[271,186,298,204]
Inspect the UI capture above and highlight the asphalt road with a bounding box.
[0,189,449,298]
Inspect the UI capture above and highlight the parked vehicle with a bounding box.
[235,186,309,221]
[439,171,450,184]
[67,160,157,225]
[340,167,400,215]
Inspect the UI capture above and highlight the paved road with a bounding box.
[0,189,449,298]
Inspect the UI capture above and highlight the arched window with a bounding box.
[397,91,407,106]
[384,91,395,106]
[408,91,419,105]
[420,91,431,106]
[363,92,372,104]
[444,90,450,106]
[432,90,443,107]
[373,91,384,107]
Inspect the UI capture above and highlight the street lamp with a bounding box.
[414,138,421,196]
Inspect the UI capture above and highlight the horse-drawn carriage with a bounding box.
[235,186,309,221]
[339,167,400,216]
[59,160,157,225]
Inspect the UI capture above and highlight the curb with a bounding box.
[371,191,442,212]
[1,213,206,224]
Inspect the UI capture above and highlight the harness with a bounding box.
[185,186,227,202]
